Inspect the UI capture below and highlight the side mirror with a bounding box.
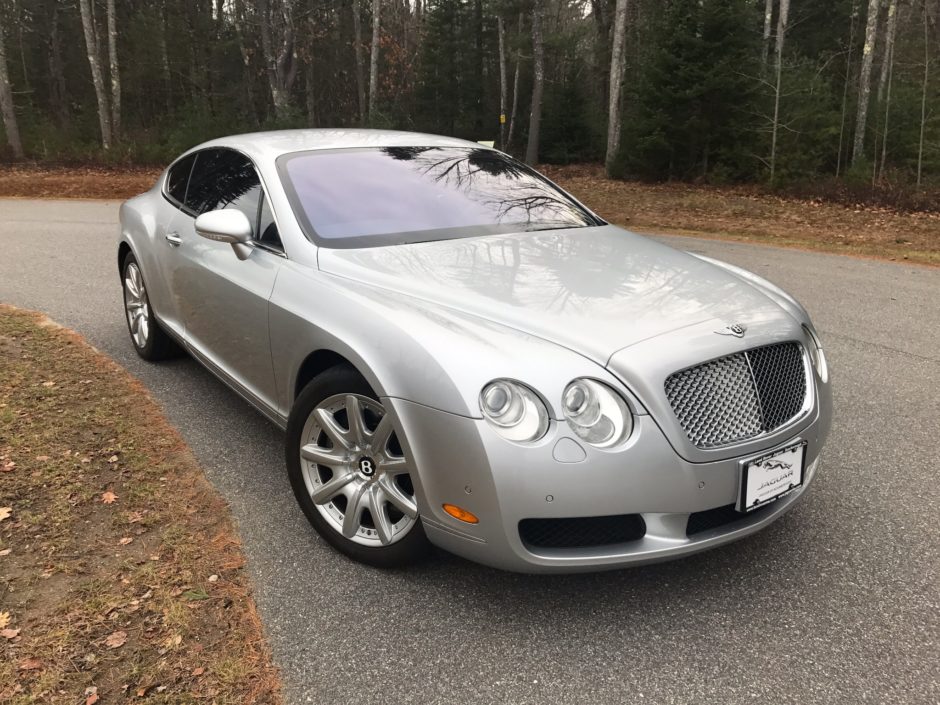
[194,209,253,260]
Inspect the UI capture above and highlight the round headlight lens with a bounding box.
[479,380,549,443]
[562,379,632,448]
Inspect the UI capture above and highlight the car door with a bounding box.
[146,152,197,338]
[172,148,284,413]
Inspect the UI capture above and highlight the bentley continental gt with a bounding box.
[117,129,832,572]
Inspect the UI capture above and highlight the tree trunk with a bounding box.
[106,0,121,140]
[78,0,112,149]
[507,13,523,150]
[352,0,367,126]
[769,0,790,183]
[368,0,381,122]
[474,0,484,133]
[497,15,508,149]
[0,21,24,159]
[761,0,773,68]
[605,0,630,176]
[917,0,929,188]
[258,0,296,121]
[836,0,859,177]
[525,0,544,165]
[877,0,897,103]
[852,0,881,165]
[47,2,69,130]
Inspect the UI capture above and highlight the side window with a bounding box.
[256,193,283,251]
[185,149,262,226]
[165,153,196,206]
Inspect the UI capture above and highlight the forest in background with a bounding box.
[0,0,938,202]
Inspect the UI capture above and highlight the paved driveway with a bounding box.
[1,199,937,704]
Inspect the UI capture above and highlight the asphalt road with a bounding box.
[1,199,938,705]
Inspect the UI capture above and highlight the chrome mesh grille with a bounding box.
[664,342,807,448]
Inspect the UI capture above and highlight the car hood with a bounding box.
[317,225,794,364]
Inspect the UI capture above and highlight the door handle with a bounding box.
[165,232,182,246]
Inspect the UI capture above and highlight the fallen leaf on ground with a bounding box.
[85,687,99,705]
[105,630,127,648]
[207,574,219,583]
[0,548,10,556]
[0,612,10,628]
[35,455,50,461]
[1,461,14,472]
[191,667,205,676]
[102,491,118,504]
[108,455,119,463]
[0,507,11,521]
[1,628,21,639]
[41,381,55,387]
[18,657,42,671]
[119,537,133,545]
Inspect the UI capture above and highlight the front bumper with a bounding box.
[387,394,830,574]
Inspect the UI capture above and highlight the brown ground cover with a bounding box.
[1,162,937,265]
[0,306,280,704]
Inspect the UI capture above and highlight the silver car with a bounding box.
[118,129,832,573]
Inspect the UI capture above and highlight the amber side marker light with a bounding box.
[443,503,479,524]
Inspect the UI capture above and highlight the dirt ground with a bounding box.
[0,306,280,704]
[1,162,937,265]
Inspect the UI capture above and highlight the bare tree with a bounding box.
[605,0,630,176]
[507,13,523,149]
[525,0,544,165]
[918,0,929,188]
[258,0,298,120]
[497,14,508,149]
[836,0,859,177]
[106,0,121,139]
[762,0,774,68]
[368,0,381,122]
[0,17,24,158]
[852,0,881,164]
[769,0,790,183]
[78,0,112,149]
[876,0,898,180]
[877,0,898,102]
[352,0,366,125]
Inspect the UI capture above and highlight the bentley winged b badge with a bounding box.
[715,322,747,338]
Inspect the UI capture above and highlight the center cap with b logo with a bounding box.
[357,456,377,478]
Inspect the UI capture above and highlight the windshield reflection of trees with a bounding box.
[381,147,592,228]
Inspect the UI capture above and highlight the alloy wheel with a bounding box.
[124,262,150,349]
[299,393,418,547]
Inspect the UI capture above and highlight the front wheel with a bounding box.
[286,366,430,568]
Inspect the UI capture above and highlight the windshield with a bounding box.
[277,146,600,248]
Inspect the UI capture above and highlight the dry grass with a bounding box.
[0,306,281,704]
[545,164,940,266]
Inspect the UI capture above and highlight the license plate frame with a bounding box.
[738,440,807,513]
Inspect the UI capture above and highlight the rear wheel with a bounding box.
[286,366,430,568]
[121,252,178,361]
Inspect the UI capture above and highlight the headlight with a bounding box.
[562,379,632,448]
[803,325,828,383]
[480,380,549,443]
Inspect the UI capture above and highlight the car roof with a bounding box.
[188,129,486,164]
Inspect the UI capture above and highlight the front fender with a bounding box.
[268,262,645,419]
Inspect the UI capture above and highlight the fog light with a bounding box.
[443,503,479,524]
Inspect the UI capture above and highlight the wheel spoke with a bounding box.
[130,309,141,334]
[380,454,413,476]
[310,471,357,505]
[342,482,369,538]
[368,486,394,545]
[139,316,149,343]
[370,415,394,454]
[378,476,418,518]
[125,276,140,300]
[345,395,368,447]
[300,443,346,467]
[315,408,354,450]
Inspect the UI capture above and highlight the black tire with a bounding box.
[286,365,430,568]
[121,251,179,361]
